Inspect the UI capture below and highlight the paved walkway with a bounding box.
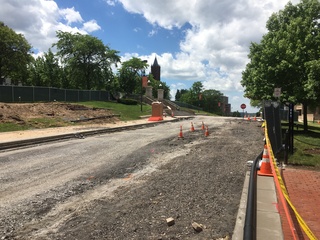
[279,167,320,240]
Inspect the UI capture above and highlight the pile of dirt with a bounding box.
[0,102,120,127]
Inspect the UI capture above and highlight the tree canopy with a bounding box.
[241,0,320,129]
[0,25,173,103]
[54,31,120,90]
[0,22,32,85]
[177,81,225,114]
[27,49,62,87]
[118,57,148,95]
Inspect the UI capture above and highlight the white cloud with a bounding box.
[0,0,100,53]
[0,0,301,112]
[148,29,157,37]
[117,0,300,111]
[82,20,101,32]
[104,0,118,6]
[59,7,83,25]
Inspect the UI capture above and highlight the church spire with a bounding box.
[153,57,159,67]
[151,56,161,81]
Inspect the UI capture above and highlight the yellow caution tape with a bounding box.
[264,122,318,240]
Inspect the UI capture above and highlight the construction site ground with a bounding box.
[0,103,319,239]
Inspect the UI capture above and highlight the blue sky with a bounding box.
[0,0,300,112]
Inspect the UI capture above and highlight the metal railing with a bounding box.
[243,151,263,240]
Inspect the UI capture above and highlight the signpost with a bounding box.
[241,103,246,118]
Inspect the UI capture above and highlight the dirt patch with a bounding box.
[0,102,120,127]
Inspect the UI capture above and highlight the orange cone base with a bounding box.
[258,163,273,177]
[148,116,163,121]
[205,128,209,137]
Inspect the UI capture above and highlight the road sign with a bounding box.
[241,103,246,109]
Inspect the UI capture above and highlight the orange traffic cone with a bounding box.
[248,116,251,121]
[201,121,205,130]
[254,116,257,121]
[204,126,209,137]
[191,122,195,132]
[258,145,273,177]
[178,125,184,139]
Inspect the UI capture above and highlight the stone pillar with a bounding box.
[157,89,164,101]
[145,86,153,98]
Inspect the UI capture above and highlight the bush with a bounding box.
[117,98,138,105]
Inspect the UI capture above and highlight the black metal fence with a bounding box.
[0,86,110,103]
[263,101,283,154]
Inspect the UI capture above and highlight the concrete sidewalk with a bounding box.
[256,175,283,240]
[233,172,283,240]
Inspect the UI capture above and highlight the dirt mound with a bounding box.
[0,102,119,127]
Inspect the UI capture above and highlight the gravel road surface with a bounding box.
[0,116,264,240]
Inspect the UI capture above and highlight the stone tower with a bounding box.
[151,57,160,81]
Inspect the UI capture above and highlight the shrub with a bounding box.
[117,98,138,105]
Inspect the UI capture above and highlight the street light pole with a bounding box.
[140,60,148,112]
[140,73,143,112]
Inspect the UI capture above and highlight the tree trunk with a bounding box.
[303,103,308,132]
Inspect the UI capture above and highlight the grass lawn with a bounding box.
[79,101,152,121]
[282,121,320,169]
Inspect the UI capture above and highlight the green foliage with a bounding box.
[281,122,320,168]
[179,82,203,105]
[0,123,29,132]
[118,67,137,94]
[175,89,188,101]
[232,111,241,117]
[180,81,204,106]
[118,57,148,95]
[242,0,320,104]
[0,22,33,84]
[54,31,120,90]
[117,98,138,105]
[79,101,151,121]
[27,49,62,87]
[178,82,224,114]
[242,0,320,131]
[201,89,224,114]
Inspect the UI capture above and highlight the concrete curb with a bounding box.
[232,171,250,240]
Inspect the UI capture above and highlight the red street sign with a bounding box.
[241,103,246,109]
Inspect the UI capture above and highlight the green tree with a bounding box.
[179,90,192,104]
[118,57,148,95]
[241,0,320,131]
[28,49,62,87]
[0,22,32,85]
[179,82,204,106]
[201,89,224,114]
[175,89,188,101]
[175,90,181,101]
[54,31,120,90]
[192,81,204,106]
